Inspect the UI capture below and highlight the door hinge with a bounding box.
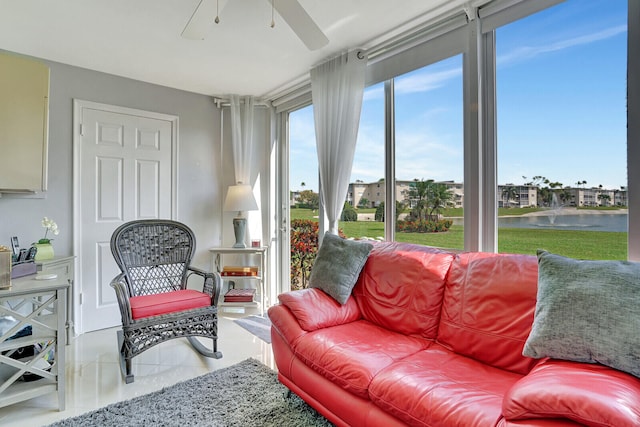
[79,123,85,136]
[79,292,83,305]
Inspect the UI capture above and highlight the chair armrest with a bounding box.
[187,266,222,306]
[503,358,640,426]
[277,288,361,331]
[110,273,133,326]
[187,265,209,276]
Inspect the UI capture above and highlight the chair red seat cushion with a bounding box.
[130,289,212,319]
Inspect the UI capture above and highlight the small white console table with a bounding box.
[0,274,68,410]
[209,247,268,315]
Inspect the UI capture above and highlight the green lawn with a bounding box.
[290,208,628,260]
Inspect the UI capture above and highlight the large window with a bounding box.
[288,105,317,290]
[496,0,628,259]
[394,56,464,250]
[289,105,317,209]
[288,85,386,289]
[283,0,635,293]
[340,82,385,239]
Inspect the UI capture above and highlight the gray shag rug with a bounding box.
[234,314,272,343]
[46,359,333,427]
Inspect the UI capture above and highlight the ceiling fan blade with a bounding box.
[271,0,329,50]
[181,0,229,40]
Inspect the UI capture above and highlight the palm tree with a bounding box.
[538,187,552,207]
[598,193,611,207]
[427,183,454,218]
[408,179,432,221]
[559,188,574,205]
[501,186,518,208]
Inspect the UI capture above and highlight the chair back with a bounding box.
[111,220,196,297]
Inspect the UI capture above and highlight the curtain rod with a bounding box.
[264,2,475,104]
[213,97,271,109]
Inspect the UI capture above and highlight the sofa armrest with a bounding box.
[503,358,640,427]
[277,288,361,331]
[268,303,308,348]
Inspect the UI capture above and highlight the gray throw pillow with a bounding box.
[309,232,374,305]
[523,250,640,378]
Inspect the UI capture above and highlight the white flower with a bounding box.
[40,217,60,242]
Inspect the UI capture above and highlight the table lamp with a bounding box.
[223,183,258,248]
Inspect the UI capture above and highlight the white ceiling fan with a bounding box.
[182,0,329,51]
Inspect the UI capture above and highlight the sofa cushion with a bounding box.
[370,345,523,427]
[352,241,456,340]
[503,358,640,427]
[293,319,431,399]
[308,232,374,305]
[129,289,211,319]
[523,251,640,379]
[437,252,539,375]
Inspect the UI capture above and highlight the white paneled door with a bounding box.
[74,101,176,333]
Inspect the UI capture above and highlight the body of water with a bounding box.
[497,213,627,232]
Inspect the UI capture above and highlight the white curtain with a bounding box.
[229,94,255,185]
[311,50,367,235]
[228,95,261,249]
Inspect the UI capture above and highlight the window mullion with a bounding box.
[628,0,640,261]
[384,79,396,242]
[463,17,483,252]
[481,30,498,253]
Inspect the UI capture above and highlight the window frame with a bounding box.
[276,0,637,268]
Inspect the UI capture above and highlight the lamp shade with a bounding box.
[223,184,258,212]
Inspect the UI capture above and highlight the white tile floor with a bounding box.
[0,315,274,427]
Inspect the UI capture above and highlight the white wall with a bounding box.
[0,51,223,270]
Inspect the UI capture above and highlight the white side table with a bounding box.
[208,247,268,315]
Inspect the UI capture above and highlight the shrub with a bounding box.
[341,202,357,222]
[375,203,384,221]
[396,219,453,233]
[375,201,405,222]
[290,219,318,290]
[290,219,345,290]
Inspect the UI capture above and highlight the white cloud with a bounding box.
[498,25,626,66]
[362,65,462,100]
[394,68,462,95]
[392,124,463,182]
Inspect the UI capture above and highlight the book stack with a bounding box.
[220,266,258,277]
[223,288,256,303]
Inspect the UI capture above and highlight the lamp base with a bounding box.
[232,217,247,248]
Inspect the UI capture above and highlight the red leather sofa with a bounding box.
[268,241,640,427]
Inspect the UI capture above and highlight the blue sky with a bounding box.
[290,0,627,193]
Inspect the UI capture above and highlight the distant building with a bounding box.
[614,189,628,206]
[347,181,627,209]
[569,187,626,207]
[347,180,387,208]
[442,181,464,208]
[498,184,538,208]
[347,180,464,209]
